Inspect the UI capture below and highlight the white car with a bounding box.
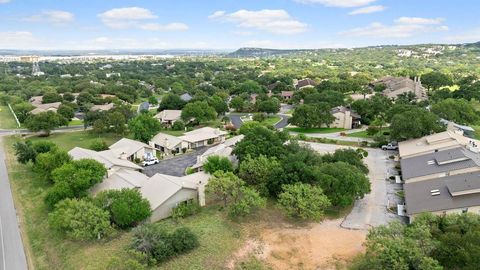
[142,158,159,166]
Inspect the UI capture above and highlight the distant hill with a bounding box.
[228,48,311,57]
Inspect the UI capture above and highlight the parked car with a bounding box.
[382,143,399,151]
[142,158,159,166]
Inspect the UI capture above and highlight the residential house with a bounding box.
[440,119,475,138]
[191,135,244,171]
[180,93,192,102]
[294,78,316,90]
[91,103,114,112]
[399,132,480,221]
[30,102,61,115]
[68,147,142,176]
[150,132,186,156]
[330,106,361,129]
[374,76,427,101]
[178,127,228,149]
[281,91,294,100]
[155,110,182,126]
[91,169,149,195]
[109,138,157,161]
[398,130,478,158]
[140,172,210,222]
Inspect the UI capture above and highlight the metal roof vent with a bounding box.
[430,189,441,196]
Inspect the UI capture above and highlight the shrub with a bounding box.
[95,189,151,228]
[130,224,199,263]
[171,200,201,219]
[32,141,57,154]
[252,113,266,122]
[89,139,109,151]
[278,183,331,221]
[172,120,185,131]
[13,141,36,164]
[170,227,199,253]
[48,198,113,240]
[203,155,234,173]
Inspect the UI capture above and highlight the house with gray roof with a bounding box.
[180,93,192,102]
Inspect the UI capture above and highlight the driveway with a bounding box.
[0,137,28,270]
[142,147,210,177]
[274,115,289,129]
[290,127,374,143]
[302,141,400,230]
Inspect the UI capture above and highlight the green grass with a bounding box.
[286,127,345,134]
[347,128,389,139]
[0,105,19,129]
[67,119,83,126]
[4,133,246,270]
[261,116,281,126]
[25,131,123,150]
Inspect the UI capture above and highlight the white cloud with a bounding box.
[341,17,449,38]
[140,22,189,31]
[0,0,11,3]
[23,10,74,24]
[0,31,38,49]
[209,9,308,34]
[349,5,385,15]
[98,7,157,28]
[445,27,480,43]
[294,0,376,7]
[395,17,444,25]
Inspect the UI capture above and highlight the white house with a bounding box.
[150,132,187,156]
[178,127,228,149]
[109,138,157,161]
[91,169,149,195]
[154,110,182,126]
[330,106,361,130]
[191,135,244,171]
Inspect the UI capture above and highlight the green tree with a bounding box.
[422,72,453,92]
[42,92,63,103]
[278,183,331,220]
[203,155,234,174]
[12,102,34,123]
[233,125,286,161]
[128,113,161,143]
[390,108,444,141]
[238,155,281,196]
[230,96,245,112]
[289,103,334,128]
[181,101,217,123]
[13,141,36,164]
[159,94,185,110]
[95,189,151,228]
[34,149,71,182]
[24,111,67,136]
[257,98,280,114]
[48,198,113,240]
[228,186,266,218]
[316,162,370,207]
[208,95,229,115]
[57,104,75,121]
[431,98,479,125]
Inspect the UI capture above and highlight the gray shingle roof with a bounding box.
[405,172,480,215]
[400,147,479,180]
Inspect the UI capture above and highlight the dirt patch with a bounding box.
[230,218,366,270]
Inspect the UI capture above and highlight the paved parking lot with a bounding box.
[142,147,210,177]
[302,142,402,230]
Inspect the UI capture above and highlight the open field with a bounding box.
[0,105,19,129]
[287,127,345,134]
[23,131,123,150]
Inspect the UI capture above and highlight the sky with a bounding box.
[0,0,479,50]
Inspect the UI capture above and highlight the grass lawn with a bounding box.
[4,133,248,270]
[25,131,123,150]
[261,116,281,126]
[286,127,345,134]
[68,119,83,126]
[0,105,19,129]
[347,128,390,139]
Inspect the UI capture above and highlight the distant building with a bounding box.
[281,91,294,100]
[180,93,192,102]
[91,103,114,112]
[154,110,182,126]
[330,106,361,129]
[108,138,157,162]
[294,78,316,90]
[191,135,244,172]
[374,76,427,101]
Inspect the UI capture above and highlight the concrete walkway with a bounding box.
[0,137,28,270]
[289,127,374,143]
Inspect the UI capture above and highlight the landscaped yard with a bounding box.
[3,132,250,270]
[261,115,281,126]
[24,131,123,150]
[347,128,389,138]
[68,119,83,126]
[0,105,19,129]
[286,127,345,134]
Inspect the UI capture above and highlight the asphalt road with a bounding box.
[143,147,210,177]
[0,137,28,270]
[302,142,401,230]
[227,114,289,129]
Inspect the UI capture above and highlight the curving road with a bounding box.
[0,137,28,270]
[227,114,289,129]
